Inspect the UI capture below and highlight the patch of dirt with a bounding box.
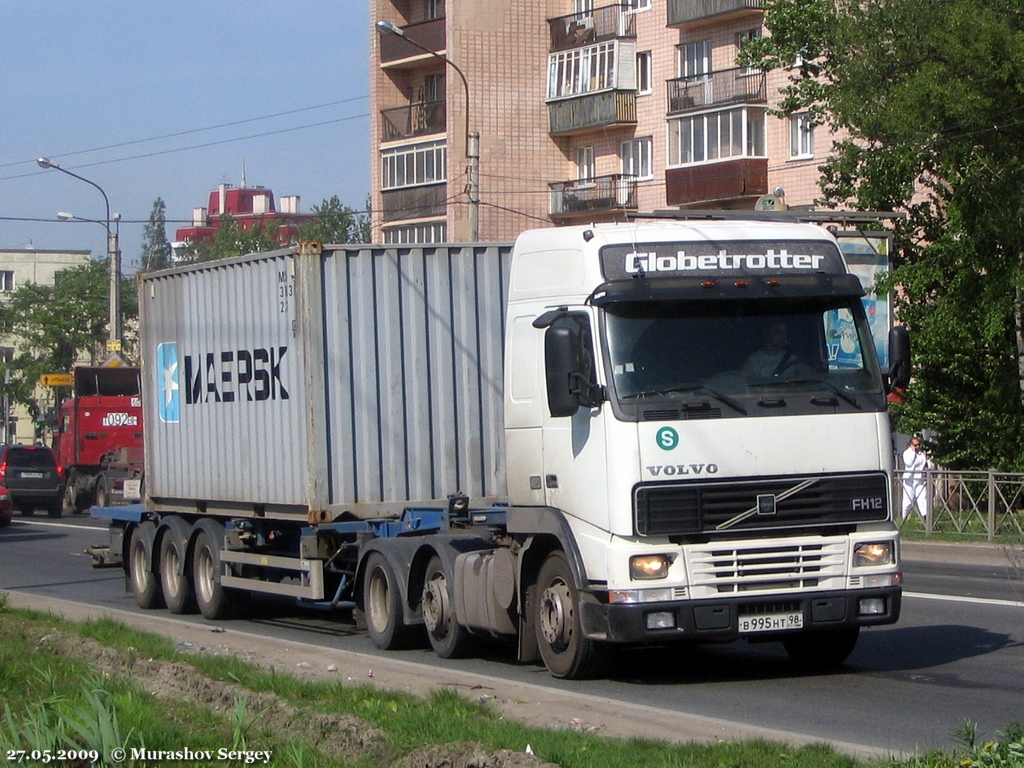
[30,628,556,768]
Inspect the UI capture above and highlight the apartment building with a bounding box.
[370,0,825,244]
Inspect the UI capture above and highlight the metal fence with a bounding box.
[895,469,1024,541]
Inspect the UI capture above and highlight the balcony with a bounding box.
[381,100,446,142]
[549,90,636,136]
[667,0,762,26]
[667,68,766,114]
[550,174,638,219]
[379,17,445,65]
[548,4,636,52]
[665,158,767,206]
[381,183,448,222]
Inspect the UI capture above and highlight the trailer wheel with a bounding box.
[363,552,418,650]
[422,555,478,659]
[159,527,196,614]
[535,551,607,679]
[783,627,860,670]
[192,525,248,620]
[128,524,164,609]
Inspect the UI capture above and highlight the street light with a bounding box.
[37,158,121,351]
[376,19,480,241]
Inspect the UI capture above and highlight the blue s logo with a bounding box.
[157,342,180,423]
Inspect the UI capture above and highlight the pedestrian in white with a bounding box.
[901,436,930,520]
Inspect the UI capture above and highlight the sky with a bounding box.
[1,2,371,272]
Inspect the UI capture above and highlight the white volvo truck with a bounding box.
[95,217,908,679]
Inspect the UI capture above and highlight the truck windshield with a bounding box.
[603,297,883,414]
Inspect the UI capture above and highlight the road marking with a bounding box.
[903,590,1024,609]
[11,519,103,532]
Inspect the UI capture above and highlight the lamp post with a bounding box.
[376,19,480,241]
[37,158,121,351]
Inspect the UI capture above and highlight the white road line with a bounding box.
[11,519,102,532]
[903,590,1024,609]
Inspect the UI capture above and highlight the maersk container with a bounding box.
[139,242,513,521]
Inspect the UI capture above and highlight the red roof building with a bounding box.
[174,183,314,246]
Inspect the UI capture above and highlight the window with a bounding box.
[624,0,651,10]
[0,347,12,363]
[621,137,653,180]
[381,141,447,190]
[679,40,711,79]
[548,42,623,99]
[667,107,766,166]
[577,146,595,182]
[384,221,447,244]
[790,113,815,158]
[573,0,593,13]
[737,29,762,75]
[636,51,652,95]
[426,0,444,21]
[0,271,13,292]
[422,73,444,102]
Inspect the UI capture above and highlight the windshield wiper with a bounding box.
[629,384,747,415]
[755,378,862,409]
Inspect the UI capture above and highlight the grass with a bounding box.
[0,592,1020,768]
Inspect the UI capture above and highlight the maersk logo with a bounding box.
[157,342,180,424]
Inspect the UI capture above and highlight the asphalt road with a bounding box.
[1,515,1021,757]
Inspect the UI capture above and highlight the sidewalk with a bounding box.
[900,537,1022,568]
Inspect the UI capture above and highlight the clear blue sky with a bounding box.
[0,1,370,270]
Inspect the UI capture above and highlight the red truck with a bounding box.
[56,366,144,514]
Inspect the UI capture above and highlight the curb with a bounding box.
[900,538,1021,568]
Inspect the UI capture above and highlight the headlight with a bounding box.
[630,554,672,580]
[853,541,894,567]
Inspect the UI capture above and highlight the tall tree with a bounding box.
[741,0,1024,470]
[140,198,173,272]
[297,196,370,243]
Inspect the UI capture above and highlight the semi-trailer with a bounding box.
[94,218,908,678]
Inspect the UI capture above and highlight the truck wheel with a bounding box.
[362,552,418,650]
[422,555,478,659]
[535,551,607,679]
[128,524,164,609]
[61,487,75,518]
[159,529,196,614]
[192,526,248,620]
[94,478,109,509]
[783,627,860,670]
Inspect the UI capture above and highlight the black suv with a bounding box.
[0,444,65,518]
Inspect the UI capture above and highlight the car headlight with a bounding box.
[630,554,672,580]
[853,541,894,567]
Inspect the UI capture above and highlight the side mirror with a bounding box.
[544,326,581,417]
[888,326,911,390]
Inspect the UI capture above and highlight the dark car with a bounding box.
[0,444,65,518]
[0,485,11,527]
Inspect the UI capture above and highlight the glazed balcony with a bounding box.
[548,4,636,52]
[667,0,762,26]
[379,17,445,65]
[549,174,638,219]
[381,183,448,222]
[549,89,636,136]
[666,68,766,114]
[381,100,446,142]
[665,158,767,206]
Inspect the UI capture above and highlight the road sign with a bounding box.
[39,373,73,387]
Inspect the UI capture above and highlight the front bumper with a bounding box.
[581,586,902,644]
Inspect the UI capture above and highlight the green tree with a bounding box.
[742,0,1024,470]
[177,215,283,264]
[0,261,137,416]
[140,198,173,272]
[297,196,370,243]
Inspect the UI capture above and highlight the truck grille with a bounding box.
[634,472,888,537]
[688,539,848,595]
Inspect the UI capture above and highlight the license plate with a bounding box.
[738,612,804,633]
[20,472,44,479]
